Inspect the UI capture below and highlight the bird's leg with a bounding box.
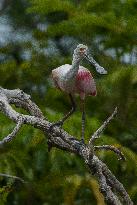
[49,94,76,130]
[81,99,86,143]
[60,94,76,123]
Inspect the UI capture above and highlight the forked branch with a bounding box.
[0,88,133,205]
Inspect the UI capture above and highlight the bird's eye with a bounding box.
[80,48,85,52]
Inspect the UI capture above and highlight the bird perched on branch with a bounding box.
[51,44,107,143]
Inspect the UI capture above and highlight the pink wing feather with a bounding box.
[76,67,97,99]
[52,65,97,100]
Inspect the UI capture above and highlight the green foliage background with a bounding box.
[0,0,137,204]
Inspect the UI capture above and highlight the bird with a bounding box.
[51,44,107,143]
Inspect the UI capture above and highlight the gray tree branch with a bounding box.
[89,107,117,144]
[0,87,133,205]
[0,116,23,146]
[0,173,25,183]
[94,145,125,161]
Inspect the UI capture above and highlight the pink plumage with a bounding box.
[52,65,97,100]
[50,44,107,143]
[76,66,97,99]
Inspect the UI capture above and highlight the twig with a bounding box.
[1,87,45,119]
[94,145,126,161]
[0,173,25,183]
[89,107,117,145]
[100,158,133,205]
[0,117,23,146]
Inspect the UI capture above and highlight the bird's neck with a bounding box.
[66,54,81,81]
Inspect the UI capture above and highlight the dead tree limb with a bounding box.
[0,116,23,146]
[0,173,25,183]
[89,107,117,144]
[94,145,125,161]
[0,87,133,205]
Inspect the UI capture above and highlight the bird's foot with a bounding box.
[80,138,85,144]
[49,120,64,132]
[73,139,85,151]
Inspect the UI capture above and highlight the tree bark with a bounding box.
[0,87,133,205]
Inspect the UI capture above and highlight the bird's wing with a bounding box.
[52,64,71,90]
[52,64,71,78]
[76,66,97,96]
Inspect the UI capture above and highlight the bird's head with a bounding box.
[74,44,107,75]
[74,44,88,58]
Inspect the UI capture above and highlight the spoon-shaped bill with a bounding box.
[85,54,107,74]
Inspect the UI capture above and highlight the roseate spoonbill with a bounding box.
[51,44,107,143]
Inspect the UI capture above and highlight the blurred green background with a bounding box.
[0,0,137,204]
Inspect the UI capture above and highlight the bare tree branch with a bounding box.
[93,159,122,205]
[0,88,133,205]
[88,156,132,205]
[0,173,25,183]
[100,158,132,205]
[0,116,23,146]
[94,145,125,161]
[89,107,118,145]
[0,87,45,119]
